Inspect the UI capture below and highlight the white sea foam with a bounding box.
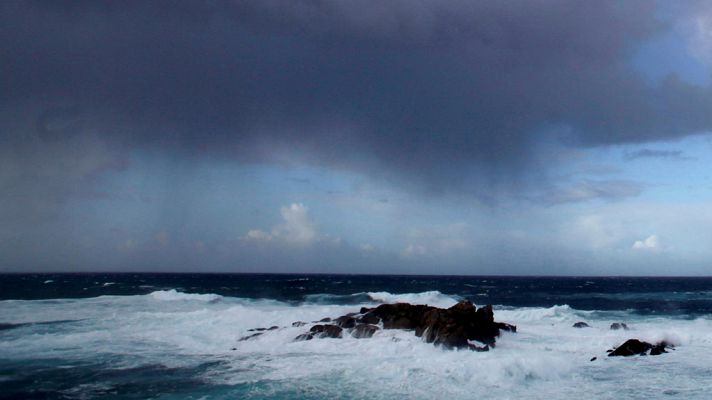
[148,289,222,302]
[302,290,459,308]
[2,292,712,399]
[366,290,460,308]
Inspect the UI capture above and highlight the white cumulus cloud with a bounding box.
[273,203,317,245]
[688,7,712,65]
[632,235,660,251]
[401,244,428,258]
[245,229,273,241]
[243,203,319,246]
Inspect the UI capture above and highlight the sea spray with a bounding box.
[3,274,712,399]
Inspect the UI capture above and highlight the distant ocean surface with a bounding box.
[2,273,712,399]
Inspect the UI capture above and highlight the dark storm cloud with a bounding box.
[2,0,712,198]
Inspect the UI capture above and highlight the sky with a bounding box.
[2,0,712,275]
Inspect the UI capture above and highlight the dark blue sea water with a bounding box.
[2,273,712,399]
[3,273,712,315]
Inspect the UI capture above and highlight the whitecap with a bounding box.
[4,293,712,399]
[148,289,222,303]
[367,290,461,308]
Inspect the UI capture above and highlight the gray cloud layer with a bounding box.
[2,0,712,209]
[624,149,691,161]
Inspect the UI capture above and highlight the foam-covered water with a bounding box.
[2,274,712,399]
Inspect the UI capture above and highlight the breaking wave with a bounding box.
[3,288,712,399]
[148,289,222,303]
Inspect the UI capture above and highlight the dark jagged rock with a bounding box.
[413,302,503,348]
[335,315,357,329]
[608,339,650,356]
[346,300,514,349]
[292,321,307,327]
[288,300,514,350]
[356,313,380,325]
[608,339,672,357]
[319,317,332,323]
[573,322,590,328]
[650,341,671,355]
[610,322,629,331]
[352,324,379,338]
[368,303,432,330]
[309,324,343,338]
[590,357,597,362]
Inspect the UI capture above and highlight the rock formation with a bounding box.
[610,322,629,330]
[607,339,672,357]
[293,300,516,351]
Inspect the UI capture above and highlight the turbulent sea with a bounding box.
[2,274,712,399]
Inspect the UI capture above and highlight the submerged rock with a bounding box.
[248,325,280,332]
[238,332,264,341]
[608,339,672,357]
[573,322,590,328]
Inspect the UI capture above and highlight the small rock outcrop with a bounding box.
[238,332,264,341]
[293,300,515,350]
[573,322,590,328]
[608,339,672,357]
[610,322,629,330]
[248,326,279,332]
[295,324,343,341]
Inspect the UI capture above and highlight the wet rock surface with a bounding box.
[248,326,279,332]
[294,324,344,341]
[608,339,673,357]
[573,321,590,328]
[351,324,379,338]
[292,300,515,350]
[610,322,629,330]
[238,332,264,341]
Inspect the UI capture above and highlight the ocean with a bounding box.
[1,273,712,399]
